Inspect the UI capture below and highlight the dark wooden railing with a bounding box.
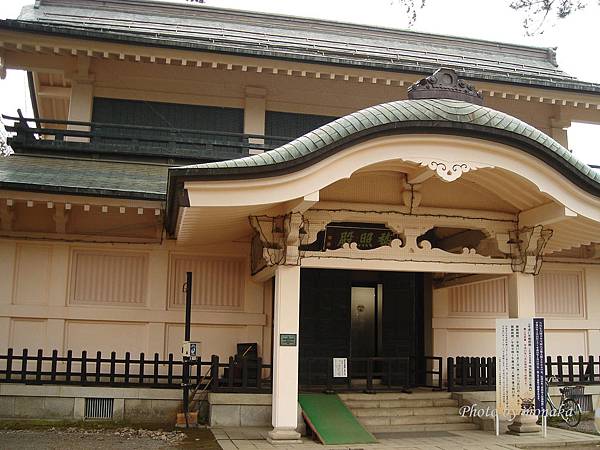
[546,355,600,385]
[447,357,496,391]
[0,349,272,392]
[2,114,294,162]
[300,356,443,392]
[447,355,600,391]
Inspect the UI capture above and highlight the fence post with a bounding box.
[6,348,13,381]
[51,350,58,382]
[110,352,116,384]
[167,353,173,386]
[473,357,480,387]
[227,356,234,387]
[35,349,43,383]
[66,350,72,382]
[95,351,102,383]
[139,352,145,385]
[210,355,220,390]
[256,357,263,390]
[124,352,131,385]
[81,351,87,384]
[21,348,28,382]
[589,356,595,383]
[242,357,248,388]
[578,356,585,383]
[195,357,201,387]
[460,357,468,388]
[447,357,454,391]
[153,353,159,386]
[567,356,574,383]
[557,356,564,382]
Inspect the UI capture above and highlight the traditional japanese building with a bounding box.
[1,0,600,438]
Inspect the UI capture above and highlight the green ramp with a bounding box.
[298,393,377,445]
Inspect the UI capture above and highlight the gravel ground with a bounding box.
[551,413,599,436]
[0,426,219,450]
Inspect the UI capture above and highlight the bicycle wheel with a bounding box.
[560,398,582,427]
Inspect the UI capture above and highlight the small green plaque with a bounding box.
[280,333,297,347]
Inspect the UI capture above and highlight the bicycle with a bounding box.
[545,376,582,427]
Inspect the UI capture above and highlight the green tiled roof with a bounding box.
[0,155,168,200]
[182,98,600,188]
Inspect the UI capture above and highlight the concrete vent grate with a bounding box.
[84,398,114,419]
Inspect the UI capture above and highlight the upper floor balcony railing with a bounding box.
[2,113,294,164]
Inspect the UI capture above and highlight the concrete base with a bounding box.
[0,383,181,424]
[208,393,306,434]
[208,393,272,427]
[507,414,541,435]
[267,427,302,444]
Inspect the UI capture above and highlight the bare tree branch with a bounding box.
[509,0,590,35]
[389,0,595,34]
[390,0,427,27]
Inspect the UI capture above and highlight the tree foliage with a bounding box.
[392,0,596,34]
[0,122,13,157]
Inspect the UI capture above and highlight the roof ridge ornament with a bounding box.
[407,68,483,105]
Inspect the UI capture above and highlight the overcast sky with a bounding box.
[1,0,599,164]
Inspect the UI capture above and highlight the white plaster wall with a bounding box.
[0,238,268,362]
[433,263,600,362]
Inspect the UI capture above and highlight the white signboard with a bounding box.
[496,318,545,418]
[181,341,201,360]
[333,358,348,378]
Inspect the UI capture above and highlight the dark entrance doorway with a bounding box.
[298,269,425,389]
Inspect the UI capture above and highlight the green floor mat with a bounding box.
[298,393,377,445]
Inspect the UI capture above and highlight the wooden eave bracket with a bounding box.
[518,202,577,228]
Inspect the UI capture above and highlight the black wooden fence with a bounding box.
[4,350,597,393]
[447,355,600,391]
[0,349,272,392]
[300,356,443,391]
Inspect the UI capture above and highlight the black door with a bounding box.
[298,269,423,389]
[299,269,351,386]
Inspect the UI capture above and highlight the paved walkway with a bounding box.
[212,426,600,450]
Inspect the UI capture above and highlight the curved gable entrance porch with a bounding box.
[165,83,600,442]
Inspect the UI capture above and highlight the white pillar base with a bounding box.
[507,414,541,435]
[267,427,302,444]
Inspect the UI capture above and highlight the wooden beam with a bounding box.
[2,50,72,73]
[519,202,577,227]
[281,191,320,215]
[436,229,486,252]
[406,166,434,184]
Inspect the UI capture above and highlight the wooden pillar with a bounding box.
[268,265,302,444]
[244,86,266,154]
[507,272,536,319]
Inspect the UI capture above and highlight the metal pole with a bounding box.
[183,271,192,428]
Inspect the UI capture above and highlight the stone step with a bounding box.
[338,392,452,401]
[366,422,480,433]
[354,409,470,425]
[352,405,459,418]
[359,414,473,426]
[344,398,457,409]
